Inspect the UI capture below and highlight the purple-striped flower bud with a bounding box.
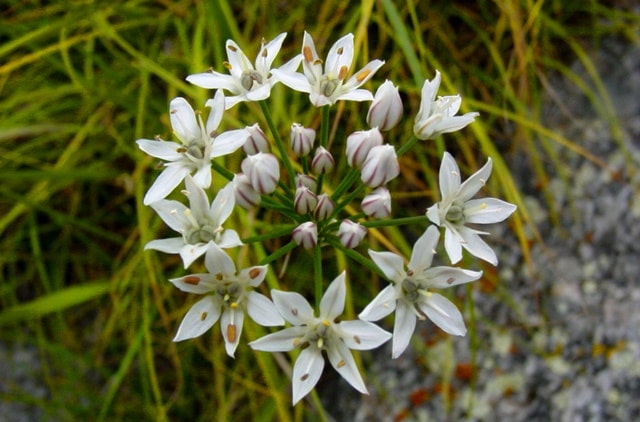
[243,123,270,155]
[292,222,317,249]
[361,187,391,218]
[338,220,368,249]
[241,152,280,194]
[360,144,399,187]
[346,128,383,168]
[295,173,317,192]
[232,173,261,209]
[311,146,334,174]
[314,193,335,221]
[367,80,403,131]
[294,186,318,214]
[290,123,316,157]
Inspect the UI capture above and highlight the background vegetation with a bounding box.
[1,0,638,420]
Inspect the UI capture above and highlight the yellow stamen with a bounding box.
[303,46,313,62]
[337,360,345,368]
[227,45,237,52]
[322,320,330,327]
[227,324,237,342]
[338,65,348,80]
[183,276,200,285]
[200,312,208,321]
[249,268,261,279]
[356,68,371,82]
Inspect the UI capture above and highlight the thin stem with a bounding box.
[330,168,360,201]
[258,240,297,266]
[260,100,296,190]
[361,215,428,228]
[313,243,323,311]
[242,225,296,244]
[397,134,419,156]
[320,106,330,148]
[325,237,384,278]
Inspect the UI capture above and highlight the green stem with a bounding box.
[320,106,330,148]
[362,215,428,228]
[330,168,360,201]
[397,134,419,156]
[313,243,323,311]
[325,237,385,278]
[258,240,297,266]
[243,226,296,244]
[259,100,296,190]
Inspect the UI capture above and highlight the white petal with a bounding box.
[246,291,285,326]
[408,225,439,273]
[419,293,466,336]
[275,53,303,74]
[184,175,211,223]
[426,204,441,226]
[392,302,416,358]
[149,199,189,232]
[320,272,346,321]
[422,267,483,289]
[169,97,200,143]
[271,290,315,325]
[210,129,250,157]
[327,340,368,395]
[179,242,209,268]
[458,157,492,202]
[136,139,183,161]
[292,347,325,405]
[225,39,253,77]
[444,226,463,264]
[173,296,221,341]
[203,242,236,276]
[143,164,191,205]
[458,226,498,265]
[270,68,312,93]
[256,32,287,71]
[205,90,225,133]
[358,284,397,322]
[186,72,237,90]
[368,250,405,283]
[191,162,212,190]
[210,183,235,226]
[325,33,354,78]
[216,229,242,248]
[439,151,461,200]
[144,237,184,254]
[336,89,374,102]
[337,320,391,350]
[221,307,244,357]
[432,113,478,135]
[342,59,385,90]
[464,198,517,224]
[248,326,307,352]
[170,273,216,294]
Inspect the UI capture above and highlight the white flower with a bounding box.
[426,152,517,265]
[249,273,391,404]
[413,70,479,140]
[359,226,482,358]
[144,175,242,268]
[137,93,249,205]
[186,33,300,109]
[272,32,384,107]
[170,243,284,357]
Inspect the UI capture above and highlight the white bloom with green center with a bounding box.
[145,175,242,268]
[187,33,300,109]
[170,243,284,357]
[359,226,482,358]
[249,273,391,405]
[137,93,249,205]
[426,152,517,265]
[413,70,479,140]
[272,32,384,107]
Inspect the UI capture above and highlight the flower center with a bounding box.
[445,201,466,224]
[320,78,340,97]
[241,70,264,90]
[186,224,220,244]
[216,281,242,305]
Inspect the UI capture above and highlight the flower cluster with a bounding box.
[137,32,516,405]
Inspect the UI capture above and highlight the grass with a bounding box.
[1,0,638,420]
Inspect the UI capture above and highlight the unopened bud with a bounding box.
[232,173,261,208]
[346,128,383,168]
[314,194,335,221]
[290,123,316,157]
[338,220,368,249]
[311,146,334,174]
[295,173,317,192]
[361,187,391,218]
[241,152,280,194]
[367,80,403,131]
[244,123,270,155]
[360,144,399,187]
[292,222,317,249]
[294,186,318,214]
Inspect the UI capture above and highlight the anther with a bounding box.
[183,276,201,285]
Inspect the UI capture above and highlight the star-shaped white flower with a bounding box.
[187,33,300,109]
[426,152,517,265]
[137,93,249,205]
[249,273,391,405]
[144,175,242,268]
[413,70,479,140]
[170,243,284,357]
[272,32,384,107]
[359,226,482,358]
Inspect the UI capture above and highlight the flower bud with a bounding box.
[294,186,318,214]
[232,173,261,208]
[290,123,316,157]
[361,187,391,218]
[314,193,335,221]
[346,128,383,168]
[295,173,317,192]
[311,146,334,174]
[367,80,403,131]
[243,123,270,155]
[360,144,399,187]
[292,222,317,249]
[338,220,368,249]
[241,152,280,194]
